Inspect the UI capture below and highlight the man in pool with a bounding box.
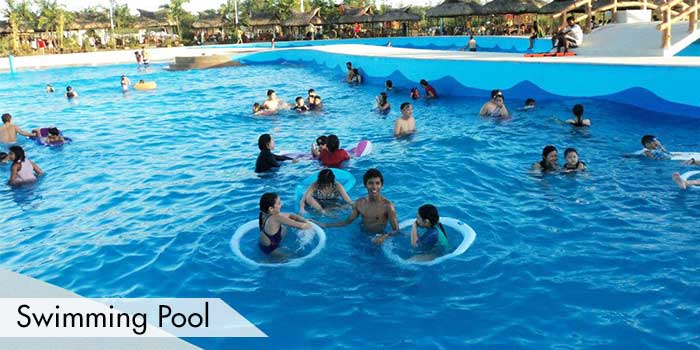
[318,168,399,244]
[346,62,353,82]
[394,102,416,137]
[1,113,35,144]
[262,89,288,111]
[640,135,670,159]
[479,89,509,118]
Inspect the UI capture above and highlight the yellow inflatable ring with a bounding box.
[134,81,157,90]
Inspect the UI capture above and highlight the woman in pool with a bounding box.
[567,104,591,127]
[255,134,295,173]
[311,135,328,159]
[479,89,509,118]
[410,88,420,100]
[410,204,448,261]
[532,145,559,172]
[259,192,312,255]
[7,145,43,185]
[376,92,390,113]
[562,148,586,172]
[318,134,349,168]
[299,169,353,214]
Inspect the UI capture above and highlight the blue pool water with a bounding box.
[0,62,699,349]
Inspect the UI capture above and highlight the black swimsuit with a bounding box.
[259,214,282,254]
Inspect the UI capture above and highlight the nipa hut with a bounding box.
[281,8,324,39]
[372,7,421,36]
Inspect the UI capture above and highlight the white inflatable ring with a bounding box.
[230,219,326,267]
[382,217,476,266]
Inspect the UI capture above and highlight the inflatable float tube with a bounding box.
[230,219,326,267]
[382,217,476,266]
[282,140,373,160]
[524,51,576,57]
[134,81,157,90]
[294,168,356,204]
[31,128,72,147]
[632,150,700,161]
[681,170,700,190]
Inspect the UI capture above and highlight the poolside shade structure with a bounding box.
[282,8,324,27]
[481,0,546,15]
[373,7,421,22]
[0,21,11,35]
[248,12,281,27]
[336,5,375,24]
[426,0,482,18]
[538,0,588,14]
[69,14,111,31]
[192,16,226,43]
[134,9,178,31]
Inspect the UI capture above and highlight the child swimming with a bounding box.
[293,97,308,112]
[562,148,586,172]
[46,127,65,144]
[7,145,43,185]
[567,104,591,127]
[410,204,448,261]
[640,135,670,159]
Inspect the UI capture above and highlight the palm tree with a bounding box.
[160,0,190,37]
[112,4,135,31]
[4,0,37,52]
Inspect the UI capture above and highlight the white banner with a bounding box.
[0,298,266,338]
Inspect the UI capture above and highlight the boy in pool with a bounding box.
[567,104,591,126]
[523,98,536,110]
[65,86,78,98]
[293,97,308,112]
[319,168,399,244]
[46,127,65,144]
[562,148,586,172]
[640,135,670,159]
[410,204,449,261]
[309,96,323,111]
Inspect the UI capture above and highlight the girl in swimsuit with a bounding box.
[259,192,312,255]
[299,169,353,214]
[532,145,559,172]
[562,148,586,172]
[410,204,449,261]
[7,145,43,186]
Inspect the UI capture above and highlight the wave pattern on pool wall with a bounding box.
[239,47,700,119]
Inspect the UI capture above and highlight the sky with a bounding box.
[0,0,439,17]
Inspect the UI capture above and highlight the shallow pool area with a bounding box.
[1,60,699,349]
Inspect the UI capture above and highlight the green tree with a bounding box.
[36,0,72,35]
[159,0,190,37]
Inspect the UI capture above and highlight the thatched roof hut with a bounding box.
[69,14,111,30]
[248,12,280,27]
[134,9,177,29]
[336,5,374,24]
[373,7,421,22]
[481,0,546,15]
[192,17,224,29]
[0,21,11,34]
[281,8,323,27]
[426,0,482,17]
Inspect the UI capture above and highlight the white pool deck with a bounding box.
[0,268,201,350]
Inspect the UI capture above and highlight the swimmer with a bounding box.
[45,84,55,93]
[640,135,670,160]
[255,134,296,173]
[346,61,354,82]
[65,86,78,98]
[409,204,449,261]
[672,172,700,190]
[307,89,316,104]
[394,102,416,137]
[46,127,65,144]
[376,92,391,112]
[1,113,35,144]
[522,98,536,110]
[562,148,586,172]
[318,168,399,243]
[567,104,591,127]
[299,168,353,214]
[420,79,437,99]
[120,75,131,92]
[309,95,323,111]
[532,145,559,172]
[479,89,509,118]
[318,134,349,168]
[385,80,393,91]
[258,192,312,255]
[311,135,328,158]
[262,89,288,111]
[252,103,263,114]
[349,68,363,84]
[410,87,420,100]
[468,35,477,52]
[293,97,308,112]
[7,145,43,186]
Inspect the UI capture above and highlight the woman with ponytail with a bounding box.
[410,204,448,254]
[258,192,312,255]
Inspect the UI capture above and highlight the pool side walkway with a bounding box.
[0,268,201,350]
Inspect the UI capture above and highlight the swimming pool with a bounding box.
[0,61,699,349]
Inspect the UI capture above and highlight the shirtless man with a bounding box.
[394,103,416,137]
[1,113,35,144]
[346,62,353,82]
[479,89,509,118]
[319,168,399,244]
[261,89,288,111]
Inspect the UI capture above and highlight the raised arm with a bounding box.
[410,221,419,247]
[279,214,311,230]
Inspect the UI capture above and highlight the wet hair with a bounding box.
[385,80,393,88]
[258,134,272,151]
[9,145,25,163]
[418,204,447,238]
[420,79,429,86]
[378,92,388,105]
[66,86,72,91]
[327,134,340,153]
[352,68,359,74]
[267,89,275,97]
[572,104,584,118]
[253,102,261,111]
[308,89,315,95]
[564,147,578,157]
[314,95,321,102]
[490,89,503,98]
[525,98,535,106]
[295,96,304,103]
[470,35,474,39]
[410,88,419,99]
[258,192,279,226]
[346,61,352,68]
[641,135,656,146]
[1,113,11,123]
[316,135,327,146]
[542,145,557,159]
[400,102,411,111]
[316,168,336,189]
[0,152,7,162]
[363,168,383,186]
[48,127,60,136]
